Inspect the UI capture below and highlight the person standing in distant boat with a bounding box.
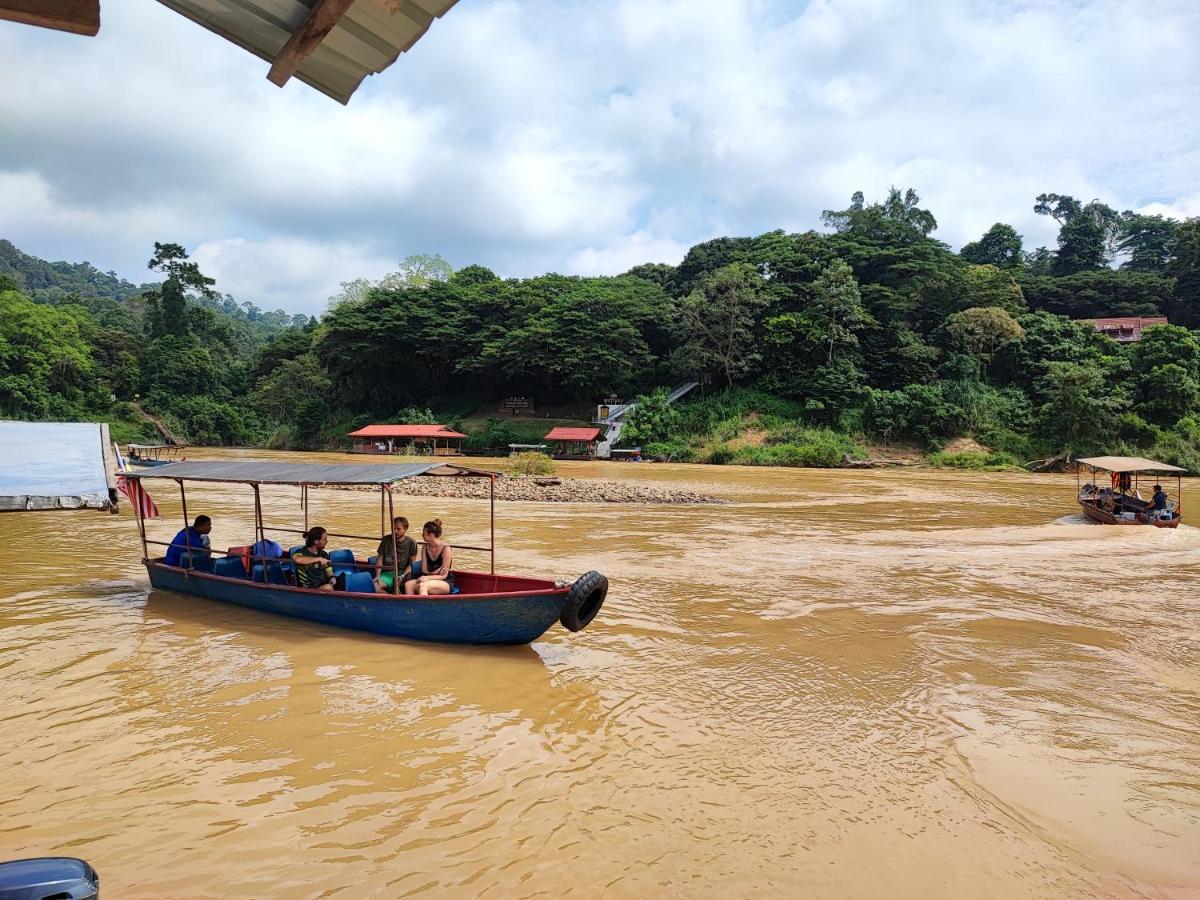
[405,519,454,596]
[164,515,211,567]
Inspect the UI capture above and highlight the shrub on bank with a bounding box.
[928,450,1021,470]
[700,427,864,468]
[509,451,557,476]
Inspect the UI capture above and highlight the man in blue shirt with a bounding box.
[1148,484,1170,516]
[165,515,212,566]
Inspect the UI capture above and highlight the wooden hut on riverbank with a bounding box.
[544,427,601,459]
[347,424,466,456]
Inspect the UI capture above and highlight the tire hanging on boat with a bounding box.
[560,571,608,632]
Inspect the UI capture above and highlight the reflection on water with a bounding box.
[1,451,1198,897]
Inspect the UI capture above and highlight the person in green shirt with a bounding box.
[375,515,418,593]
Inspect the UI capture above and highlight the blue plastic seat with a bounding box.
[328,548,357,577]
[181,551,213,573]
[343,571,377,594]
[251,562,288,585]
[213,556,248,579]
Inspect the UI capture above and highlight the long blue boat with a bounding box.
[127,460,608,645]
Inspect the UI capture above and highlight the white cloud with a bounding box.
[566,231,691,277]
[0,0,1197,312]
[191,238,395,315]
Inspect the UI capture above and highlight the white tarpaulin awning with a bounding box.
[0,421,116,511]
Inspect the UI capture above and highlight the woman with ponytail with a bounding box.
[404,518,454,596]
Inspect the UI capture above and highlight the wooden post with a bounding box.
[0,0,99,36]
[267,0,356,87]
[489,474,495,574]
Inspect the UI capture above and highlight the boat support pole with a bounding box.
[386,484,398,592]
[253,484,264,582]
[135,476,148,561]
[303,484,309,533]
[178,479,188,579]
[490,474,495,575]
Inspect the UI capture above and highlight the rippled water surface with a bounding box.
[2,451,1199,897]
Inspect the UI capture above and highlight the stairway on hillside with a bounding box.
[595,380,698,458]
[132,402,186,446]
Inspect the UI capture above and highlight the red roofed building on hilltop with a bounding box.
[544,427,601,459]
[347,424,467,456]
[1083,316,1168,343]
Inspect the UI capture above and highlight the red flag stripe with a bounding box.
[117,475,160,519]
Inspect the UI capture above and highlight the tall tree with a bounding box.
[1118,213,1178,273]
[960,223,1023,268]
[380,254,453,290]
[1166,218,1200,327]
[146,242,216,336]
[1033,193,1120,275]
[676,263,768,388]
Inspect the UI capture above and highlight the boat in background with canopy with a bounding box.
[1075,456,1185,527]
[125,460,608,644]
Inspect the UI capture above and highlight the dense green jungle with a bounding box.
[3,189,1200,470]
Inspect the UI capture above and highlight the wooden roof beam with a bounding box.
[0,0,99,36]
[267,0,357,88]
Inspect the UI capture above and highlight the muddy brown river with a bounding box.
[2,451,1198,897]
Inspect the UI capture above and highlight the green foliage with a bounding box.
[642,441,694,462]
[960,224,1024,268]
[161,396,257,445]
[1118,213,1178,273]
[676,262,768,387]
[509,452,557,476]
[0,290,101,418]
[928,450,1021,470]
[1035,361,1127,451]
[622,387,680,445]
[943,307,1024,357]
[464,417,520,451]
[700,428,864,468]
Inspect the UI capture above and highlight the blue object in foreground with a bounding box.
[0,856,99,899]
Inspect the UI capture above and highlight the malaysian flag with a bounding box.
[114,444,160,519]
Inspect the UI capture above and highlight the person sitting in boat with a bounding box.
[1148,484,1170,514]
[164,515,212,567]
[375,515,418,593]
[404,518,454,596]
[293,526,335,592]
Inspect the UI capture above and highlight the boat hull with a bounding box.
[1078,499,1179,527]
[146,562,569,644]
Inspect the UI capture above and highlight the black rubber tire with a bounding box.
[560,571,608,632]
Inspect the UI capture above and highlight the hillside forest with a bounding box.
[3,189,1200,469]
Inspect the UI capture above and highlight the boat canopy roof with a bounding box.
[1076,455,1187,473]
[127,443,180,450]
[125,460,493,485]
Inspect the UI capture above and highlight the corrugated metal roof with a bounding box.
[348,424,467,438]
[545,427,601,441]
[1076,456,1187,474]
[156,0,459,104]
[127,460,490,484]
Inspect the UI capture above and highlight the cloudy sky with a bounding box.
[2,0,1198,314]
